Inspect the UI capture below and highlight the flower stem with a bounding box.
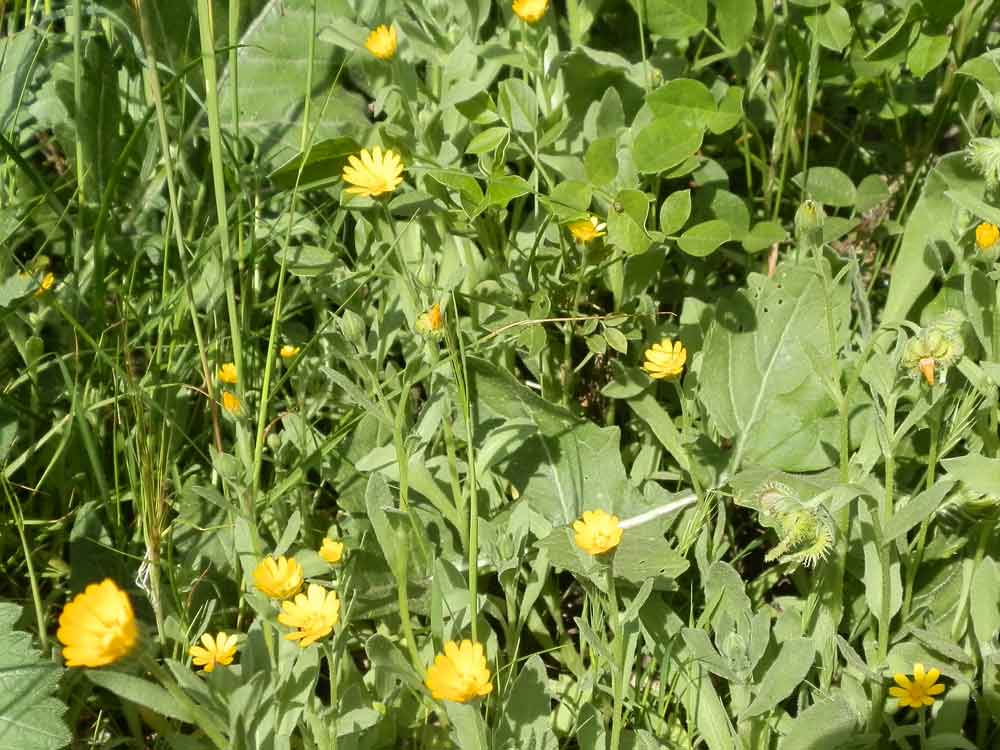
[139,653,227,749]
[607,563,626,750]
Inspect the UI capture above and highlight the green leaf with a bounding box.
[613,524,689,584]
[678,220,731,257]
[792,167,856,207]
[543,180,593,220]
[85,670,195,723]
[633,119,704,174]
[713,0,756,50]
[428,169,484,207]
[604,327,629,354]
[494,655,557,750]
[0,603,70,750]
[971,558,1000,648]
[585,136,619,186]
[804,2,852,52]
[883,481,954,543]
[742,221,787,254]
[608,190,653,255]
[482,175,532,210]
[743,638,815,717]
[365,474,401,577]
[365,634,424,692]
[709,86,744,133]
[660,190,692,235]
[647,79,717,130]
[626,391,690,471]
[269,137,363,191]
[497,79,538,133]
[941,454,1000,494]
[466,126,510,155]
[907,32,950,79]
[861,504,902,627]
[646,0,708,39]
[0,28,41,131]
[778,696,860,749]
[958,52,1000,95]
[856,174,891,211]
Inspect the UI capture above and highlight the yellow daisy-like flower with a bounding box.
[189,632,239,673]
[319,537,344,565]
[889,663,945,708]
[33,272,55,297]
[280,344,301,359]
[512,0,549,23]
[221,391,241,414]
[342,146,404,199]
[573,509,623,556]
[253,555,304,600]
[976,222,999,250]
[365,24,397,61]
[218,362,238,384]
[425,640,494,703]
[278,583,341,648]
[642,338,687,381]
[415,303,444,336]
[568,216,606,243]
[57,579,138,668]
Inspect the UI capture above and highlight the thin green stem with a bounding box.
[3,479,47,650]
[607,564,625,750]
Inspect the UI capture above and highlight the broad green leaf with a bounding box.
[626,390,690,470]
[792,167,856,207]
[856,174,891,211]
[585,136,619,186]
[660,190,692,235]
[482,175,532,210]
[365,474,401,577]
[466,126,510,155]
[682,628,740,680]
[941,454,1000,494]
[0,28,41,131]
[883,481,954,543]
[365,634,424,691]
[86,670,196,723]
[0,604,70,750]
[678,220,731,257]
[544,180,593,220]
[778,696,859,749]
[608,189,653,255]
[428,169,484,206]
[861,504,902,627]
[743,638,815,717]
[908,32,950,79]
[803,2,852,52]
[713,0,756,50]
[647,79,717,129]
[708,85,745,134]
[270,137,363,191]
[497,79,538,133]
[494,655,557,750]
[646,0,708,39]
[743,221,787,254]
[971,558,1000,648]
[613,524,689,583]
[958,51,1000,95]
[633,120,704,174]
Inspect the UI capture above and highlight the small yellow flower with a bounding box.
[425,640,494,703]
[222,391,241,414]
[280,344,301,359]
[889,663,945,708]
[33,272,55,297]
[976,222,999,250]
[415,303,444,336]
[319,537,344,565]
[642,338,687,381]
[365,24,397,60]
[568,216,607,243]
[218,362,238,384]
[512,0,549,23]
[189,632,239,673]
[278,583,341,648]
[342,146,404,199]
[573,509,623,556]
[57,579,138,668]
[253,555,304,600]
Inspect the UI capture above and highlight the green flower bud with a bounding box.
[794,199,826,249]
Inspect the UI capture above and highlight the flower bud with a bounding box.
[794,199,826,250]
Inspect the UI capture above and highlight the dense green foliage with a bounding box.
[3,0,1000,748]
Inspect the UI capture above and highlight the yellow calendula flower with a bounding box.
[889,663,945,708]
[642,338,687,381]
[280,344,301,359]
[365,24,397,60]
[573,509,623,556]
[189,632,238,673]
[222,391,241,414]
[33,272,55,297]
[319,537,344,565]
[568,216,607,244]
[57,579,138,668]
[512,0,549,23]
[253,555,304,600]
[976,222,999,250]
[415,303,444,336]
[342,146,404,199]
[278,583,341,648]
[425,640,494,703]
[218,362,238,384]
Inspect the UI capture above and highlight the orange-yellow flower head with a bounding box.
[425,640,493,703]
[218,362,238,384]
[889,663,945,708]
[222,391,241,414]
[415,303,444,336]
[278,583,341,647]
[319,537,344,565]
[976,222,999,250]
[642,339,687,381]
[365,24,397,60]
[280,344,301,359]
[253,555,304,600]
[573,509,623,556]
[342,146,404,199]
[57,579,138,668]
[33,272,55,298]
[512,0,549,23]
[568,216,606,243]
[189,632,238,673]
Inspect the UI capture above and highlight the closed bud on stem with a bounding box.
[794,199,826,250]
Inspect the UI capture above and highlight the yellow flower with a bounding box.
[573,509,623,556]
[278,583,341,647]
[33,272,55,297]
[976,222,999,250]
[415,303,444,336]
[512,0,549,23]
[889,663,945,708]
[365,25,397,61]
[568,216,606,243]
[319,537,344,565]
[189,632,238,673]
[218,362,238,384]
[253,555,304,600]
[222,391,241,414]
[280,344,301,359]
[642,338,687,381]
[57,579,138,668]
[342,146,404,199]
[425,640,493,703]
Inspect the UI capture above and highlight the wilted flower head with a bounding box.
[573,509,623,556]
[278,583,341,647]
[976,222,999,250]
[253,555,304,600]
[189,632,238,673]
[342,146,404,199]
[57,579,138,668]
[568,216,606,243]
[415,303,444,337]
[425,640,493,702]
[222,391,241,414]
[365,24,397,60]
[642,339,687,381]
[512,0,549,23]
[901,312,964,385]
